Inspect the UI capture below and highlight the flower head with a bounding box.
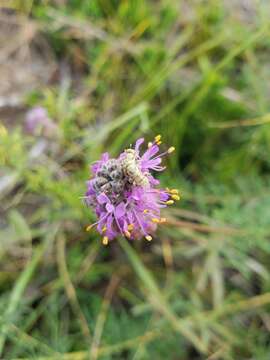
[25,107,58,137]
[85,135,179,245]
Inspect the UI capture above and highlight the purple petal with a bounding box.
[141,145,159,161]
[106,215,116,239]
[135,138,144,152]
[131,187,142,200]
[101,152,110,161]
[106,203,114,213]
[115,202,126,218]
[148,175,160,185]
[126,209,134,224]
[141,158,161,171]
[160,192,169,201]
[91,163,99,173]
[97,193,110,204]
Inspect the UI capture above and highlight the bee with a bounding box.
[94,159,125,194]
[121,149,149,187]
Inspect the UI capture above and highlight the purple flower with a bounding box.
[85,135,180,245]
[25,107,58,137]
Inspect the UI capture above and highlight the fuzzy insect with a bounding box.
[121,149,149,187]
[94,159,125,195]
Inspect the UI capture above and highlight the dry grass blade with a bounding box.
[119,237,209,354]
[10,291,270,359]
[0,322,61,357]
[56,233,91,342]
[210,113,270,128]
[13,329,160,360]
[46,9,141,55]
[165,218,244,235]
[89,275,120,360]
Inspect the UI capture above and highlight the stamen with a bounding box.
[166,200,174,205]
[160,217,167,223]
[152,165,166,171]
[148,142,153,148]
[102,226,107,232]
[145,235,152,241]
[86,224,93,231]
[143,209,149,214]
[171,194,180,201]
[127,224,134,231]
[150,147,175,161]
[124,230,131,238]
[157,141,162,145]
[133,210,148,238]
[102,236,109,245]
[151,218,160,223]
[170,189,179,194]
[86,213,110,233]
[155,135,161,142]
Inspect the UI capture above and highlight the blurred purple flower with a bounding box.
[25,107,57,137]
[85,135,180,245]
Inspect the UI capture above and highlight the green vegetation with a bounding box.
[1,1,270,359]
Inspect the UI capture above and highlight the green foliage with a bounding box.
[1,0,270,359]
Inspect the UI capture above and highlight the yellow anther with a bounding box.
[145,235,152,241]
[157,141,162,145]
[167,146,175,154]
[102,226,107,232]
[124,230,131,238]
[151,218,160,223]
[148,142,153,148]
[143,209,149,214]
[166,200,174,205]
[127,224,134,231]
[155,134,161,142]
[170,189,179,194]
[160,217,167,223]
[86,224,93,232]
[171,194,180,201]
[102,236,109,245]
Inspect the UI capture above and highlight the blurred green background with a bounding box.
[1,1,270,359]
